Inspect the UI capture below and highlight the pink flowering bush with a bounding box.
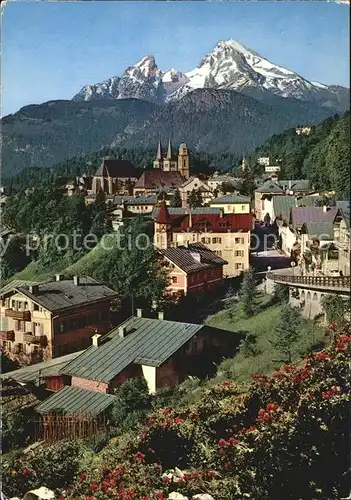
[3,324,350,499]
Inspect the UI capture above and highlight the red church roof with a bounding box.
[166,211,253,233]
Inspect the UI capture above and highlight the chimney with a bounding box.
[118,325,127,338]
[73,276,80,286]
[136,308,143,318]
[158,311,165,321]
[55,274,64,282]
[92,333,102,347]
[29,285,39,294]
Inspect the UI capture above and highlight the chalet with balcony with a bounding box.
[0,276,118,365]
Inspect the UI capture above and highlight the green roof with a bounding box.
[1,350,84,384]
[36,386,116,416]
[61,317,204,383]
[210,194,251,204]
[0,279,42,296]
[304,221,334,240]
[273,196,297,219]
[297,195,324,207]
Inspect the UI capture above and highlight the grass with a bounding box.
[205,292,326,384]
[3,234,120,287]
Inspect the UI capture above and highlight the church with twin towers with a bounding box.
[153,139,190,180]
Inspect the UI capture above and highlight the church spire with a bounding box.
[156,139,163,160]
[167,138,172,159]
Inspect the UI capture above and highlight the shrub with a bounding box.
[2,441,83,497]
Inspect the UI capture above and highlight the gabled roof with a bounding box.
[1,350,84,384]
[336,201,350,229]
[255,179,311,194]
[303,221,334,240]
[159,242,227,273]
[7,277,118,313]
[94,159,140,178]
[290,206,339,229]
[36,386,116,416]
[273,196,297,220]
[134,170,184,189]
[152,207,222,218]
[113,195,158,206]
[210,194,251,204]
[61,317,210,382]
[0,279,41,296]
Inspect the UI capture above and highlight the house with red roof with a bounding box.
[154,201,253,277]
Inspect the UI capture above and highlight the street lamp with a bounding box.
[291,261,296,277]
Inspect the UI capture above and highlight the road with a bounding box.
[251,223,292,272]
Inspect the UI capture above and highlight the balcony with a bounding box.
[5,309,31,321]
[22,333,47,346]
[0,330,15,341]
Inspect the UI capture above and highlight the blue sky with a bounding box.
[2,1,349,116]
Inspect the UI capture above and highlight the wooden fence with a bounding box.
[35,413,106,443]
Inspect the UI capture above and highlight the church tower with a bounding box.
[241,155,248,172]
[154,200,172,249]
[163,138,178,172]
[153,140,163,170]
[178,143,190,180]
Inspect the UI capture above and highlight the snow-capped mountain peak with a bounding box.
[126,55,160,79]
[72,40,348,111]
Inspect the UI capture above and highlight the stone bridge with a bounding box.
[265,272,350,319]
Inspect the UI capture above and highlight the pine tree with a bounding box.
[170,188,182,207]
[239,268,257,317]
[270,304,302,363]
[188,189,201,209]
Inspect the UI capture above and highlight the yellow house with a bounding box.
[0,276,118,365]
[153,202,253,278]
[210,194,251,214]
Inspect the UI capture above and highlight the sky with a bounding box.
[1,1,349,116]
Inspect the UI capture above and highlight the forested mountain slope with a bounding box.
[250,111,350,198]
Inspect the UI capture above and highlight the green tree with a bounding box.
[188,189,201,209]
[239,268,257,317]
[273,283,289,304]
[270,304,302,363]
[109,377,151,431]
[170,188,182,208]
[321,294,350,326]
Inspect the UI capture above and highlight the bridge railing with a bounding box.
[266,273,351,289]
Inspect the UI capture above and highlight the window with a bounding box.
[201,237,211,244]
[214,250,222,256]
[3,341,11,352]
[242,205,246,211]
[235,250,244,257]
[17,343,23,353]
[235,237,244,245]
[172,276,178,284]
[212,237,222,244]
[33,303,39,311]
[235,263,243,270]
